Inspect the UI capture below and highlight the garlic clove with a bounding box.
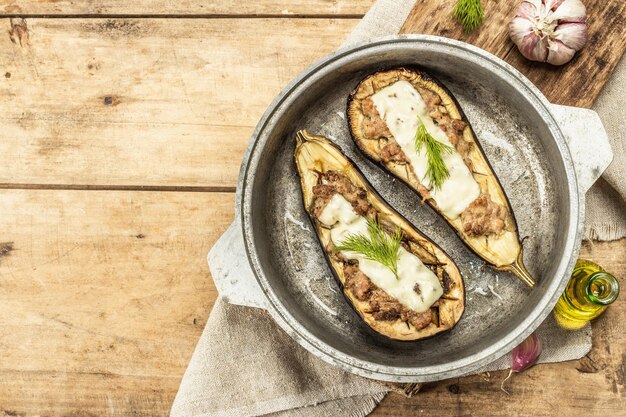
[501,332,543,394]
[516,1,540,19]
[509,17,535,45]
[543,0,556,11]
[557,14,587,24]
[554,22,588,49]
[519,33,549,62]
[550,0,586,21]
[547,40,576,65]
[511,333,542,372]
[544,0,566,12]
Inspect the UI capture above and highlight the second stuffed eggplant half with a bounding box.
[347,68,535,287]
[294,130,464,341]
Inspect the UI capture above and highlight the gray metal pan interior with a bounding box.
[238,35,581,382]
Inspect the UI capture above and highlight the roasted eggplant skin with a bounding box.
[294,130,465,341]
[347,67,535,287]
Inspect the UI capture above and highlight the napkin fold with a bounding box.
[172,1,625,415]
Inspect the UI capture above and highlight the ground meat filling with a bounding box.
[361,98,391,140]
[460,194,507,236]
[312,171,435,331]
[311,170,374,219]
[380,142,406,164]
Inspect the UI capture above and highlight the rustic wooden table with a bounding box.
[0,1,624,415]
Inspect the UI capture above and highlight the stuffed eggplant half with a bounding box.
[294,130,464,341]
[347,68,535,287]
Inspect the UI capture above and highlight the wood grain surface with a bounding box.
[401,0,626,108]
[2,0,374,16]
[0,190,230,415]
[0,17,356,188]
[0,1,624,416]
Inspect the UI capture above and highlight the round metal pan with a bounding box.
[237,35,582,382]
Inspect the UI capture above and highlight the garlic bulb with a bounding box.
[509,0,588,66]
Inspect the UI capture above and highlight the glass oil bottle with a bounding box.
[554,259,620,330]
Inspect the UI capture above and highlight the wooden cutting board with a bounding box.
[400,0,626,108]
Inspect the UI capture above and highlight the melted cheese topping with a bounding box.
[320,194,443,313]
[370,80,480,219]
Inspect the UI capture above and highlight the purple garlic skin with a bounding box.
[511,332,542,372]
[509,0,588,66]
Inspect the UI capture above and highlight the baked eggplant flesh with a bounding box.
[347,67,535,287]
[294,130,464,341]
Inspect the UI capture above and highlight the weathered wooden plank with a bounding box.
[0,18,355,188]
[401,0,626,108]
[1,370,178,416]
[0,190,233,415]
[2,0,374,16]
[373,239,626,416]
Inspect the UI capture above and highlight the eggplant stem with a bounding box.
[500,252,536,288]
[295,130,310,146]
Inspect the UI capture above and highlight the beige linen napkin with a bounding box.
[586,53,626,240]
[172,1,624,416]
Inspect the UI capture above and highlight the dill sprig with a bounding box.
[414,115,454,190]
[336,218,403,280]
[453,0,484,32]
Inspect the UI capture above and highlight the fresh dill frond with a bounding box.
[453,0,484,32]
[414,115,454,190]
[336,218,403,279]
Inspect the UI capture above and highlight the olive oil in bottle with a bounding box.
[554,259,620,330]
